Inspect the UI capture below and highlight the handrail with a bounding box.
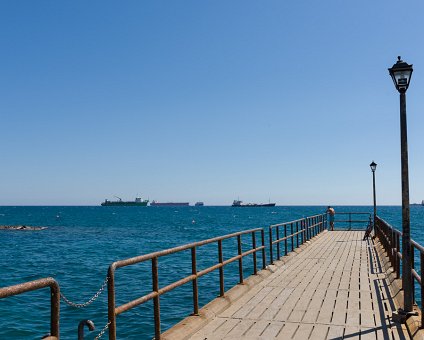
[269,214,326,264]
[107,227,266,340]
[0,277,60,339]
[333,212,371,230]
[374,216,424,327]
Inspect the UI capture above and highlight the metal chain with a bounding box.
[60,276,109,308]
[94,321,110,339]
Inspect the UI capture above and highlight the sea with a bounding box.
[0,205,423,339]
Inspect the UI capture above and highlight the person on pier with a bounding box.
[327,206,335,231]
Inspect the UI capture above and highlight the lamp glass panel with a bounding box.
[393,69,412,88]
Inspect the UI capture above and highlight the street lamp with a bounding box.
[370,161,377,228]
[388,56,413,313]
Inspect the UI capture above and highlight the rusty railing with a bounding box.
[106,228,266,340]
[334,212,372,230]
[269,213,326,264]
[375,216,424,327]
[0,277,60,339]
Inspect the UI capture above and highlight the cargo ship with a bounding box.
[150,200,189,207]
[231,200,276,207]
[195,202,204,206]
[101,196,149,206]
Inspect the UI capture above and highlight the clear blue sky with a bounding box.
[1,1,423,205]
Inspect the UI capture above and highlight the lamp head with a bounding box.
[388,56,413,93]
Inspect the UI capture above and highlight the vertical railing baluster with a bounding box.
[238,235,243,284]
[307,218,310,240]
[252,232,257,275]
[396,234,401,278]
[191,247,199,315]
[107,267,116,340]
[261,229,266,269]
[152,257,161,340]
[296,221,299,247]
[291,223,294,252]
[284,225,287,255]
[301,219,304,244]
[411,244,415,303]
[391,228,395,268]
[421,252,424,328]
[276,226,281,260]
[218,240,224,296]
[269,226,274,265]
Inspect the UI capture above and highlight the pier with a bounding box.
[1,212,423,339]
[163,230,409,339]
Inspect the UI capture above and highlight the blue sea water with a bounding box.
[0,205,423,339]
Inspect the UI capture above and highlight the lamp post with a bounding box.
[370,161,377,228]
[388,56,413,313]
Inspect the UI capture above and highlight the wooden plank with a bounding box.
[326,325,344,339]
[179,231,411,340]
[292,323,313,340]
[275,322,299,339]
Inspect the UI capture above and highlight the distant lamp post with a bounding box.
[370,161,377,228]
[388,56,413,313]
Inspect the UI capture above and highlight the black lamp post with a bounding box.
[388,56,413,313]
[370,161,377,228]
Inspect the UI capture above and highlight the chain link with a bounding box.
[60,276,109,308]
[94,321,110,339]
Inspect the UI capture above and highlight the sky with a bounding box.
[1,1,423,206]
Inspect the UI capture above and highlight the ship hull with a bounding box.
[150,202,189,207]
[232,203,276,207]
[101,201,148,206]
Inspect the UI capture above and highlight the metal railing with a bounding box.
[0,277,60,339]
[106,228,266,340]
[375,216,424,327]
[334,212,371,230]
[0,211,364,339]
[269,214,326,264]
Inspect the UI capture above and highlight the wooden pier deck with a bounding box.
[164,230,410,339]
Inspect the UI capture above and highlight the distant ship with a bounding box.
[150,200,189,207]
[195,202,204,206]
[412,200,424,206]
[101,196,149,206]
[231,200,276,207]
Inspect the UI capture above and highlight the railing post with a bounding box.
[237,235,243,284]
[349,212,352,230]
[261,229,266,269]
[396,234,401,278]
[284,225,287,255]
[218,240,225,297]
[107,266,117,340]
[301,220,304,244]
[296,221,299,247]
[50,282,60,339]
[291,223,294,252]
[391,228,395,268]
[276,226,281,260]
[411,244,415,304]
[191,247,199,315]
[252,232,257,275]
[269,226,274,265]
[421,252,424,328]
[152,257,161,340]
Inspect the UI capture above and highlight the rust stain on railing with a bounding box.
[269,214,326,264]
[375,216,424,327]
[0,210,382,339]
[106,228,266,340]
[0,277,60,339]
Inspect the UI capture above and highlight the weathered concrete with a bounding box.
[163,231,413,339]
